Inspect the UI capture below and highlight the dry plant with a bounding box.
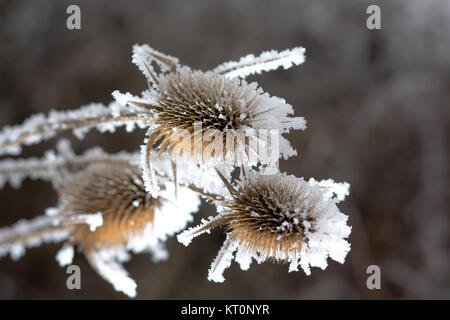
[0,44,351,297]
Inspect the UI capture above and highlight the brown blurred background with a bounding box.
[0,0,449,299]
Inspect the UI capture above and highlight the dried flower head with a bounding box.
[115,65,306,164]
[114,45,307,194]
[178,171,351,282]
[60,161,201,297]
[59,163,159,251]
[0,144,200,297]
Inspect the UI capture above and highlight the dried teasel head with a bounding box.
[0,155,200,297]
[56,161,200,297]
[59,162,161,252]
[113,45,307,195]
[127,68,306,163]
[55,162,163,297]
[178,170,351,282]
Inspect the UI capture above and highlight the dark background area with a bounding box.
[0,0,449,299]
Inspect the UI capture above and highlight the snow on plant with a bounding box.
[0,44,351,297]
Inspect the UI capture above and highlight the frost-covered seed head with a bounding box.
[56,159,200,297]
[213,173,323,259]
[61,162,161,251]
[125,68,306,166]
[178,171,351,280]
[113,45,306,175]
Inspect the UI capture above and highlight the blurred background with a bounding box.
[0,0,449,299]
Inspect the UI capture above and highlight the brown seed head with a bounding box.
[203,173,324,262]
[146,69,266,161]
[60,162,161,251]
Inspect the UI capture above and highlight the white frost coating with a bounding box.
[84,186,197,297]
[45,207,60,216]
[9,244,25,261]
[213,47,306,79]
[177,215,220,246]
[0,101,147,156]
[0,210,106,262]
[272,175,351,275]
[88,248,137,298]
[308,178,350,202]
[188,70,307,163]
[207,234,238,283]
[153,152,232,198]
[56,244,75,266]
[276,177,351,275]
[64,212,104,231]
[0,139,140,190]
[125,222,160,255]
[112,90,158,113]
[0,156,53,189]
[132,44,179,86]
[123,223,169,262]
[0,143,68,189]
[0,214,70,261]
[74,212,103,231]
[140,137,160,197]
[235,246,253,271]
[152,181,200,242]
[96,174,201,297]
[180,172,351,280]
[87,213,103,231]
[147,241,169,263]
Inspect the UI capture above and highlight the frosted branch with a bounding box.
[0,139,139,189]
[207,234,239,283]
[213,47,306,79]
[177,215,224,246]
[0,213,70,260]
[0,209,104,261]
[132,44,180,87]
[0,102,149,156]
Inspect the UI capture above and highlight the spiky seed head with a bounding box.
[149,68,305,164]
[220,173,317,259]
[61,162,161,251]
[113,46,307,195]
[179,171,351,280]
[213,173,326,259]
[56,159,200,297]
[115,62,306,167]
